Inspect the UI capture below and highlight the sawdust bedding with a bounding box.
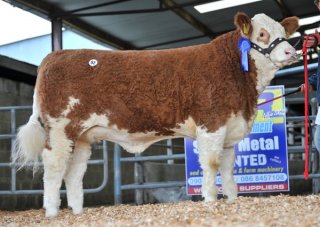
[1,194,320,227]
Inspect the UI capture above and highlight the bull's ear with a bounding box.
[280,16,299,38]
[234,12,253,38]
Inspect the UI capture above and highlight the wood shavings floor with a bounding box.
[1,194,320,227]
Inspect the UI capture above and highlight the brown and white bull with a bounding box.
[14,12,299,217]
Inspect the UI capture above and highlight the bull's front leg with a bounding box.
[220,146,237,201]
[196,126,227,202]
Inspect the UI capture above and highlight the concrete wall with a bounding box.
[0,77,33,210]
[0,77,34,106]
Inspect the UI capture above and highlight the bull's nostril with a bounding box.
[285,48,296,55]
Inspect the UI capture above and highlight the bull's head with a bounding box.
[235,12,299,69]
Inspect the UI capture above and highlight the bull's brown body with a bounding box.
[37,30,257,143]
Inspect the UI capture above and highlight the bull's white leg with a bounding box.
[220,147,237,201]
[197,126,227,202]
[64,141,91,215]
[42,144,72,217]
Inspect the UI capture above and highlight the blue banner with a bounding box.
[185,85,289,194]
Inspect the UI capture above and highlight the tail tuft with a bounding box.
[13,118,46,173]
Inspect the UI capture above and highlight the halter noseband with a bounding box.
[251,37,286,57]
[238,36,288,72]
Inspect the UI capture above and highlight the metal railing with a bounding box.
[0,106,109,195]
[113,142,185,204]
[1,88,320,204]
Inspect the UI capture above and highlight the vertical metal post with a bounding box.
[102,140,109,185]
[166,139,174,164]
[114,144,122,204]
[310,98,318,117]
[311,98,320,192]
[288,122,294,160]
[10,109,16,192]
[134,154,144,205]
[312,150,320,193]
[51,18,62,51]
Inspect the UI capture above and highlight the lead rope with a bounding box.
[258,36,310,179]
[257,88,300,106]
[302,36,309,180]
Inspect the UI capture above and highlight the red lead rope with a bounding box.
[302,36,309,180]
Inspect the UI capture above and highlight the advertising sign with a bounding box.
[185,85,289,194]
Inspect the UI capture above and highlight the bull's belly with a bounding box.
[79,117,197,153]
[78,113,254,152]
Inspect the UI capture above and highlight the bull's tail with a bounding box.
[13,90,46,172]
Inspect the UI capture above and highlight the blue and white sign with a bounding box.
[185,85,289,194]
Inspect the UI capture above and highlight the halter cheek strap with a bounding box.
[251,37,286,57]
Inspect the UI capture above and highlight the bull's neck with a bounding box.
[249,49,278,94]
[212,30,278,95]
[220,30,278,94]
[210,30,259,93]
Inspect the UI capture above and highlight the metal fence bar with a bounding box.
[84,140,109,194]
[114,144,122,205]
[120,154,185,162]
[287,116,316,121]
[0,106,32,111]
[10,108,16,193]
[134,153,144,205]
[288,146,316,152]
[166,139,174,164]
[0,134,15,139]
[290,174,320,180]
[121,181,185,190]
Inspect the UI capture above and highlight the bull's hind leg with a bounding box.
[42,136,73,217]
[197,126,227,202]
[220,147,237,201]
[64,141,91,215]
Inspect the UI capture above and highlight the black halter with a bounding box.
[251,37,286,57]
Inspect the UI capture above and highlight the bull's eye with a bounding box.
[257,28,270,45]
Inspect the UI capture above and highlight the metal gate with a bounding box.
[0,106,109,195]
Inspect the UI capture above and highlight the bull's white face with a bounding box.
[250,14,298,68]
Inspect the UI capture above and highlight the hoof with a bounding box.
[204,196,217,202]
[72,207,83,215]
[226,197,236,203]
[45,208,59,218]
[223,194,237,203]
